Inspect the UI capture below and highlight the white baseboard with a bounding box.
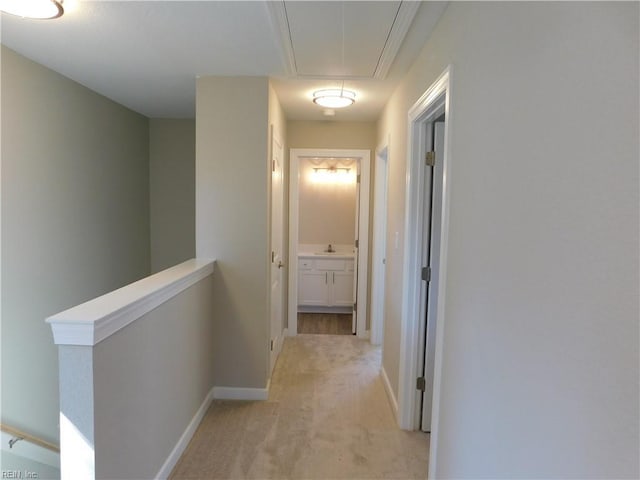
[155,386,215,479]
[380,366,398,418]
[212,380,270,401]
[359,329,371,340]
[297,306,352,314]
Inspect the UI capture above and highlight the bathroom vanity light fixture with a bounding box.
[313,88,356,109]
[311,166,355,185]
[0,0,64,19]
[313,166,351,174]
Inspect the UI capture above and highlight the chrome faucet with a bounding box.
[326,244,335,253]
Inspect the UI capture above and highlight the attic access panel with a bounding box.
[284,1,401,78]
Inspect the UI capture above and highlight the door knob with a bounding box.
[278,261,284,269]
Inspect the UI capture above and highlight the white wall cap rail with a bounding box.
[46,258,215,346]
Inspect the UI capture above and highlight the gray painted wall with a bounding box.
[377,2,639,477]
[1,46,150,445]
[150,119,196,273]
[92,276,215,479]
[196,76,270,389]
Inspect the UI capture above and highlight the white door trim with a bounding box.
[370,138,390,346]
[288,148,371,338]
[397,66,453,479]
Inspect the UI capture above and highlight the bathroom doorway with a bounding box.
[288,149,370,338]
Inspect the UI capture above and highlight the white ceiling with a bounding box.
[0,1,448,121]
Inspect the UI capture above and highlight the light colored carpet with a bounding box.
[170,335,429,479]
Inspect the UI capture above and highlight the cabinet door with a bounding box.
[331,271,354,307]
[299,271,330,305]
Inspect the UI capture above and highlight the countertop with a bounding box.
[298,252,355,259]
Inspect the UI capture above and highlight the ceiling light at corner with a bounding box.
[0,0,64,19]
[313,89,356,109]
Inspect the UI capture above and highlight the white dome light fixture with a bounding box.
[0,0,64,19]
[313,89,356,109]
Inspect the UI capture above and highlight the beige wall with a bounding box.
[196,77,270,389]
[288,120,377,151]
[377,2,638,477]
[1,46,150,444]
[150,119,196,273]
[298,157,357,245]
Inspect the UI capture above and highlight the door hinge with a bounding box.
[425,151,436,167]
[271,251,275,263]
[353,302,357,312]
[421,266,431,282]
[270,339,274,351]
[357,174,361,184]
[355,239,359,248]
[272,160,276,172]
[416,377,426,392]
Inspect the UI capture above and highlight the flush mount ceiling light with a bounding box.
[0,0,64,19]
[313,89,356,109]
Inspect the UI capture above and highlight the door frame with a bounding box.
[288,148,371,338]
[419,119,445,432]
[370,138,390,346]
[397,66,453,478]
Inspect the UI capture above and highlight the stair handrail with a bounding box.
[0,423,60,453]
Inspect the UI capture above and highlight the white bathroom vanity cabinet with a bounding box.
[298,254,354,311]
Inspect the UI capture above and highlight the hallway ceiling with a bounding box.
[0,1,448,120]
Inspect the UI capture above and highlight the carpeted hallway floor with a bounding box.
[170,334,429,479]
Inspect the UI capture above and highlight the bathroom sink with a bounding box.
[314,252,341,255]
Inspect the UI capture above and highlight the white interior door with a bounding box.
[270,132,285,375]
[421,120,445,431]
[352,161,360,334]
[371,147,389,345]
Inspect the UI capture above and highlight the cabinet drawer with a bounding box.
[315,259,345,271]
[299,258,314,270]
[345,260,354,272]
